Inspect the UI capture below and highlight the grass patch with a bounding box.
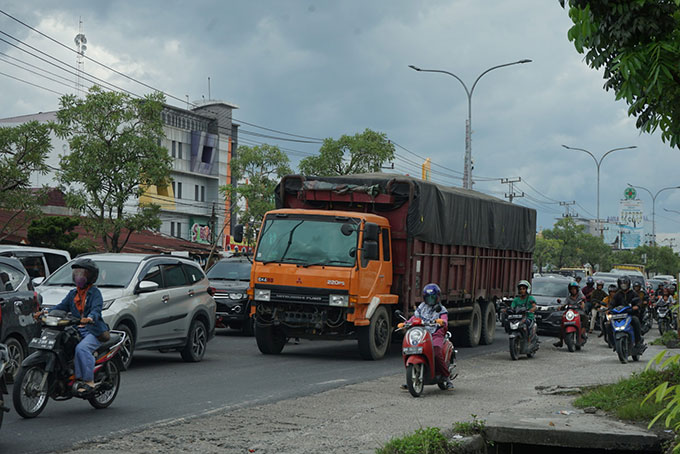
[376,427,459,454]
[651,330,680,347]
[452,415,486,436]
[573,363,680,423]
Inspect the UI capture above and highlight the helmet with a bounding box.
[596,279,604,286]
[633,281,641,289]
[517,280,531,294]
[608,284,617,292]
[422,283,441,306]
[617,275,631,291]
[586,276,594,285]
[71,258,99,286]
[568,281,579,291]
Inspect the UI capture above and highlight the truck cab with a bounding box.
[248,208,398,359]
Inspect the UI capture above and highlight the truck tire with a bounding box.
[255,323,286,355]
[480,301,496,345]
[358,305,391,360]
[455,302,482,347]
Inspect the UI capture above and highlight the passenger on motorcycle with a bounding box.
[47,259,108,395]
[553,282,585,347]
[588,280,607,333]
[511,280,537,330]
[582,276,595,303]
[600,284,618,337]
[399,283,453,390]
[612,275,645,348]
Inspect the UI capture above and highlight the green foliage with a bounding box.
[541,217,611,269]
[560,0,680,148]
[221,144,291,244]
[534,236,562,272]
[27,216,79,254]
[652,330,680,347]
[573,363,680,421]
[54,86,171,252]
[452,415,486,436]
[298,128,395,176]
[0,121,52,241]
[376,427,457,454]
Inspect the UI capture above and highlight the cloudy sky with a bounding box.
[1,1,679,235]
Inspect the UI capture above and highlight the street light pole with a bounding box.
[627,184,680,246]
[409,59,532,189]
[562,145,637,237]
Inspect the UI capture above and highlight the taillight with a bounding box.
[207,286,216,297]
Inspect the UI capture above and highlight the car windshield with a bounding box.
[532,280,567,297]
[207,261,251,281]
[255,216,358,267]
[43,260,137,288]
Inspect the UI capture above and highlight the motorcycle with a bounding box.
[559,302,587,352]
[506,306,539,360]
[497,297,512,333]
[12,310,126,418]
[395,310,457,398]
[640,303,653,335]
[0,344,10,429]
[609,305,647,364]
[656,300,677,335]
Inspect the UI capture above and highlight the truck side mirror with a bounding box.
[364,222,379,242]
[363,240,379,261]
[233,224,244,244]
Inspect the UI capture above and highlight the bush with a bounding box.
[376,427,457,454]
[453,415,486,436]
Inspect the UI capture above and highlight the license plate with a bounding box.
[535,315,542,320]
[402,346,423,355]
[29,331,58,350]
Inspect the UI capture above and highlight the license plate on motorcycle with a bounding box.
[402,346,423,355]
[29,330,58,350]
[508,315,522,320]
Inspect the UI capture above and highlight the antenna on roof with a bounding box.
[74,18,87,96]
[208,76,211,100]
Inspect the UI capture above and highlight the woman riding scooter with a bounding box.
[553,282,585,348]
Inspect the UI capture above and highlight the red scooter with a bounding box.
[559,301,587,352]
[395,310,457,397]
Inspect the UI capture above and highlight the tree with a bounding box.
[534,236,562,272]
[560,0,680,148]
[542,218,585,268]
[54,86,171,252]
[221,144,291,244]
[26,216,94,257]
[298,128,395,176]
[0,121,51,241]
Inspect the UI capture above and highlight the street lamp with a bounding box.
[562,145,637,237]
[664,208,680,217]
[409,59,532,189]
[626,184,680,246]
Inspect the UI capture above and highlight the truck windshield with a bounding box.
[255,217,358,267]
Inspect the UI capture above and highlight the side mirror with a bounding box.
[233,224,244,244]
[364,222,379,242]
[341,223,355,237]
[32,277,45,286]
[363,241,379,261]
[136,280,160,294]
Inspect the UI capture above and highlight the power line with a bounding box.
[0,50,76,86]
[0,69,64,95]
[0,55,80,91]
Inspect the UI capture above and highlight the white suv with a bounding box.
[37,253,216,368]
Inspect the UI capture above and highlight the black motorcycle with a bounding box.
[507,306,539,360]
[0,344,10,429]
[656,300,677,335]
[12,310,126,418]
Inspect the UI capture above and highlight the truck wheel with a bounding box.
[455,302,482,347]
[358,306,391,360]
[480,301,496,345]
[255,322,286,355]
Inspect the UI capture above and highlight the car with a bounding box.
[36,253,216,369]
[592,272,619,289]
[0,256,42,382]
[532,275,573,337]
[654,275,677,284]
[0,246,71,283]
[206,255,253,335]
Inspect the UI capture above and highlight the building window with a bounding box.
[201,185,205,202]
[172,181,175,195]
[170,222,175,237]
[195,185,199,201]
[201,146,212,163]
[172,141,176,158]
[178,142,183,159]
[177,182,182,199]
[177,222,181,238]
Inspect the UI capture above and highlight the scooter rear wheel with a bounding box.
[406,363,424,397]
[88,361,120,409]
[12,366,49,418]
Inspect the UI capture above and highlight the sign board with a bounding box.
[619,198,644,249]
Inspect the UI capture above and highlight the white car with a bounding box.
[37,253,216,369]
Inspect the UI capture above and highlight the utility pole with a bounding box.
[501,177,523,203]
[559,201,577,218]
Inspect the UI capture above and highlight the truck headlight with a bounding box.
[254,289,271,301]
[329,294,349,307]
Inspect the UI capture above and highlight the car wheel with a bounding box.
[181,319,208,362]
[4,337,25,384]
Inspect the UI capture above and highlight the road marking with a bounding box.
[315,379,348,385]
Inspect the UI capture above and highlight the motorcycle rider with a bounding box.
[399,283,453,390]
[48,259,108,395]
[582,276,595,303]
[612,275,645,349]
[600,284,618,338]
[511,280,537,332]
[553,281,585,347]
[588,280,608,333]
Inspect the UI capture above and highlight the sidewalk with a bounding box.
[61,334,669,454]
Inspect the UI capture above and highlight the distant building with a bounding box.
[0,100,239,250]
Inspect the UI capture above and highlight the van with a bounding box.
[0,246,71,283]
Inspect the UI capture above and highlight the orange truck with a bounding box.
[243,174,536,360]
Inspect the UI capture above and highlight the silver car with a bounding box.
[37,253,216,368]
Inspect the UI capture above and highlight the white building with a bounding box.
[0,100,239,249]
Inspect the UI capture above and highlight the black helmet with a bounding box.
[617,275,631,291]
[71,258,99,285]
[608,284,617,292]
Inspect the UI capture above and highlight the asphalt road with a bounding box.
[2,326,508,454]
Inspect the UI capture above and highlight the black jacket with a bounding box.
[612,289,641,315]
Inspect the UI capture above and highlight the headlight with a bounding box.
[606,313,612,321]
[329,294,349,307]
[565,310,575,321]
[254,289,271,301]
[44,316,60,326]
[102,299,116,310]
[407,327,426,345]
[229,293,244,300]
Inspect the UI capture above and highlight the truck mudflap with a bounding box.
[350,294,399,326]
